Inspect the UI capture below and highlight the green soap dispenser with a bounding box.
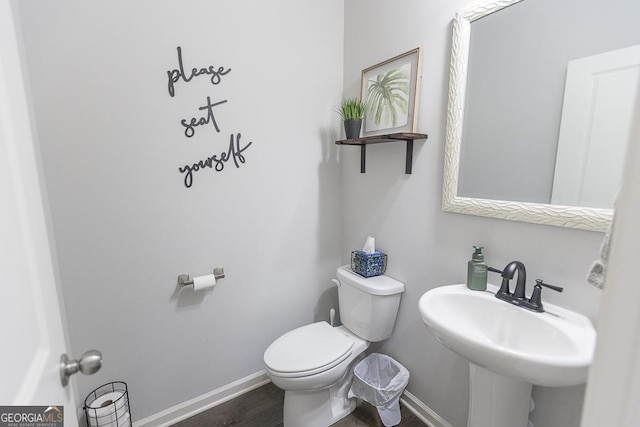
[467,245,487,291]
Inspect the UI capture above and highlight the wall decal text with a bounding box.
[167,46,232,97]
[178,133,253,188]
[166,46,254,188]
[181,96,228,138]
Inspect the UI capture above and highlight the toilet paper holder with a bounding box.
[178,267,225,287]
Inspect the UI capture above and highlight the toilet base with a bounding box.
[283,384,356,427]
[267,326,369,427]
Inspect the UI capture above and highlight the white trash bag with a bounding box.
[348,353,410,427]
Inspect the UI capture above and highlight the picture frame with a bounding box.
[360,47,422,137]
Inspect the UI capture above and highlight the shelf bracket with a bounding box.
[405,140,413,174]
[335,132,427,175]
[359,139,413,174]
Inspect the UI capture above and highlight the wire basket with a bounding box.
[84,381,131,427]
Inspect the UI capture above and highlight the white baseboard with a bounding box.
[400,390,454,427]
[133,370,452,427]
[133,370,270,427]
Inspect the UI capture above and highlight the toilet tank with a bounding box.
[336,265,405,342]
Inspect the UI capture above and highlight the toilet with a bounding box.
[263,265,405,427]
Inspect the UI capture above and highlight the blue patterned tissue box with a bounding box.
[351,250,387,277]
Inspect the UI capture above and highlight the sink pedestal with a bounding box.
[419,284,596,426]
[468,364,532,427]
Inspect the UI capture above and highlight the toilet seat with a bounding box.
[264,322,354,378]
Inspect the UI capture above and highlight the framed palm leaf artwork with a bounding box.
[361,48,422,137]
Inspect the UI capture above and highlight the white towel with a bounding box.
[587,207,616,289]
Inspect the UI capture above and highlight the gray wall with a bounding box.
[459,0,640,203]
[343,1,604,427]
[18,0,609,426]
[18,0,344,420]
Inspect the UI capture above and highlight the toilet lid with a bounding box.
[264,322,354,376]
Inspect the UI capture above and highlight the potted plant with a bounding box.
[338,97,366,139]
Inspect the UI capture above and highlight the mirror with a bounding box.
[442,0,640,231]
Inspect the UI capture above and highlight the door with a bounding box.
[580,80,640,426]
[0,1,78,423]
[551,44,640,208]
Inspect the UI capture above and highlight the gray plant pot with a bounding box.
[344,119,362,139]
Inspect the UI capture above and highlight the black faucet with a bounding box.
[488,262,563,312]
[489,261,526,302]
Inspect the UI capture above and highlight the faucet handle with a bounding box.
[528,279,564,312]
[488,267,510,295]
[487,266,503,275]
[535,279,563,293]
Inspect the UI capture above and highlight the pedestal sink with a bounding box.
[418,284,596,427]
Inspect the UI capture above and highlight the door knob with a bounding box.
[60,350,102,386]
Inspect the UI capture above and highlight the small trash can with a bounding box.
[348,353,410,427]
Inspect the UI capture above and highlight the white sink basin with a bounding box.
[419,284,596,387]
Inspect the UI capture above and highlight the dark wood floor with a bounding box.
[172,382,427,427]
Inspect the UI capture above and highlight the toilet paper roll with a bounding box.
[193,274,216,291]
[88,412,130,427]
[115,412,131,427]
[86,391,129,427]
[89,412,130,427]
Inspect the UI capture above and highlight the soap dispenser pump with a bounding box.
[467,245,487,291]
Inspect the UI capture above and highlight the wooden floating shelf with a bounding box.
[335,132,428,174]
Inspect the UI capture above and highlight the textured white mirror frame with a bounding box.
[442,0,612,232]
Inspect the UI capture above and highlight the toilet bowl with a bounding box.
[265,322,368,427]
[265,322,368,391]
[264,265,404,427]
